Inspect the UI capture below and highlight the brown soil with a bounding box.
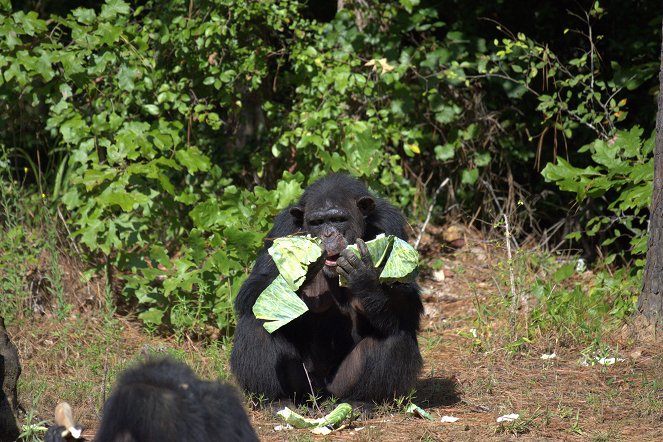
[8,232,663,442]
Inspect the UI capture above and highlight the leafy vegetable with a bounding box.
[252,275,308,333]
[345,233,393,267]
[405,403,435,421]
[380,237,419,283]
[268,236,323,290]
[277,403,353,435]
[254,234,419,333]
[341,234,419,286]
[253,236,322,332]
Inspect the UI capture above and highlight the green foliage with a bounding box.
[486,7,629,140]
[466,246,639,353]
[0,1,310,332]
[0,147,69,320]
[482,5,655,263]
[0,0,517,330]
[529,265,639,342]
[542,127,653,263]
[0,0,658,332]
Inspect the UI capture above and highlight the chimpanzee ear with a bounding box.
[356,196,375,216]
[289,206,305,224]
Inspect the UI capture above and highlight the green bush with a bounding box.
[542,127,653,264]
[0,0,657,332]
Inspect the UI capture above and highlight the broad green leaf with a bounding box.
[461,168,479,185]
[405,403,435,421]
[175,146,210,174]
[434,144,455,160]
[253,275,309,333]
[100,0,130,20]
[345,234,393,267]
[138,307,164,325]
[143,104,159,115]
[72,7,97,24]
[277,403,352,434]
[268,236,323,290]
[341,235,419,286]
[380,237,419,283]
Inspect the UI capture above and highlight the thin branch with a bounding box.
[415,178,450,250]
[503,213,519,339]
[57,207,81,256]
[302,363,321,413]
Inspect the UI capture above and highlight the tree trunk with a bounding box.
[638,18,663,326]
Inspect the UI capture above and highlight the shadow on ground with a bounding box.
[415,375,461,408]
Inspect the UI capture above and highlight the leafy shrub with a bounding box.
[542,127,653,264]
[0,0,657,332]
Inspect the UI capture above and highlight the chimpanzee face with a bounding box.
[290,196,375,277]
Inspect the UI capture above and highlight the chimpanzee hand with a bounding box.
[336,239,381,293]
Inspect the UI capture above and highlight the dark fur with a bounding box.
[0,317,20,442]
[90,358,258,442]
[231,174,423,402]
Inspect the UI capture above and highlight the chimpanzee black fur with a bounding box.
[231,174,423,402]
[0,316,20,442]
[90,358,258,442]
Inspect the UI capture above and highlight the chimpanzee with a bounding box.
[0,316,20,442]
[46,358,258,442]
[231,174,423,402]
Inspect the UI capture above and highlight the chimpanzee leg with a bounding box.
[326,331,422,401]
[230,315,310,400]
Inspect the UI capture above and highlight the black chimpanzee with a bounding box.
[231,174,423,402]
[46,358,258,442]
[0,316,20,442]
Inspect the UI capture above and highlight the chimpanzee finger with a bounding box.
[339,248,360,265]
[356,239,373,267]
[336,265,349,279]
[336,255,352,274]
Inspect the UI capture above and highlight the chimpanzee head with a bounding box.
[290,175,376,278]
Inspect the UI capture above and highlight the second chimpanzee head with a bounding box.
[289,174,378,278]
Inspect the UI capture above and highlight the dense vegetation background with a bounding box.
[0,0,659,339]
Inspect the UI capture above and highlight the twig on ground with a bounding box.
[302,363,321,413]
[503,214,519,338]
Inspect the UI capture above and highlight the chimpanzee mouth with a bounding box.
[324,254,340,267]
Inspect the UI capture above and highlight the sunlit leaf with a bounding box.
[277,403,352,434]
[253,275,308,333]
[268,236,323,290]
[380,237,419,283]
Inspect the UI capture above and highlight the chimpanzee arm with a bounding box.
[337,240,422,336]
[351,282,422,336]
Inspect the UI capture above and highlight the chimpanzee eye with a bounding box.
[309,219,324,226]
[331,217,347,223]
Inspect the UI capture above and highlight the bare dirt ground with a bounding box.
[9,231,663,441]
